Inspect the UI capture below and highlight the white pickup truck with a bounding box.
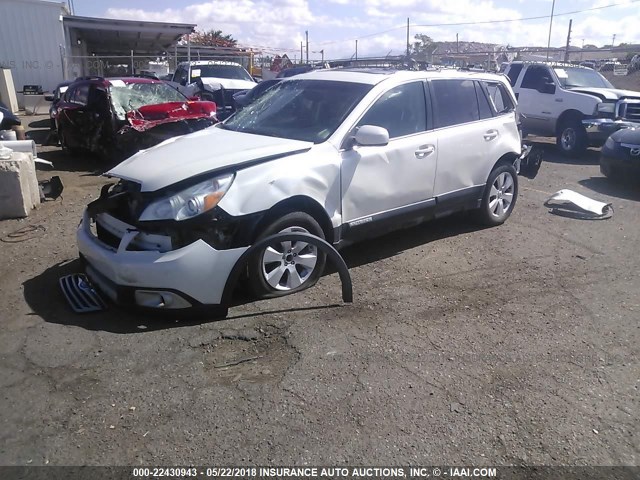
[503,61,640,156]
[168,60,257,119]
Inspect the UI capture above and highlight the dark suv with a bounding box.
[53,76,218,160]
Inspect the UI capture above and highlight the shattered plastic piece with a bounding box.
[544,189,613,219]
[35,158,54,168]
[39,175,64,200]
[59,274,107,313]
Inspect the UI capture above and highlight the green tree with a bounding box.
[411,34,435,58]
[190,29,237,47]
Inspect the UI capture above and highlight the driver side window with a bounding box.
[357,82,427,139]
[521,65,553,90]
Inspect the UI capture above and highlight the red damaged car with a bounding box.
[53,76,217,160]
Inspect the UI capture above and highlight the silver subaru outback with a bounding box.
[77,68,524,311]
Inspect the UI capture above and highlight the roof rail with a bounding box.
[509,60,585,68]
[74,75,105,82]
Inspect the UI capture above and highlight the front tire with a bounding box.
[474,164,518,226]
[557,119,588,157]
[247,212,327,298]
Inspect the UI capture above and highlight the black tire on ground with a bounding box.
[247,212,327,299]
[556,118,588,157]
[474,163,519,226]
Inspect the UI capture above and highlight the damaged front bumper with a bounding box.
[77,210,247,310]
[582,118,640,146]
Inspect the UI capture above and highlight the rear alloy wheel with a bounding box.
[475,164,518,226]
[248,212,327,298]
[557,119,588,157]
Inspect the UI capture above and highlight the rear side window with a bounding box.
[482,81,515,115]
[431,79,479,128]
[521,65,552,89]
[357,81,427,138]
[506,64,523,86]
[72,84,89,105]
[475,82,493,120]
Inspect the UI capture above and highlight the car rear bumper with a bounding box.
[76,210,247,310]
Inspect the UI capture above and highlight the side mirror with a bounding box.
[44,94,55,102]
[538,81,556,94]
[354,125,389,147]
[180,78,188,87]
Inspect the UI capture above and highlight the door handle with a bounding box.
[484,130,499,141]
[415,145,435,159]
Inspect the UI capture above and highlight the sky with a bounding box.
[72,0,640,60]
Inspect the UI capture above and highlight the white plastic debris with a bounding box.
[544,189,613,219]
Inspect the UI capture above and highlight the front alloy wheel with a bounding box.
[261,227,318,291]
[556,120,588,157]
[247,211,327,298]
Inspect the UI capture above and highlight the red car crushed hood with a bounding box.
[123,100,217,132]
[116,100,218,157]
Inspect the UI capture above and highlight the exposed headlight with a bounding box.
[596,102,616,115]
[139,173,235,221]
[604,136,616,149]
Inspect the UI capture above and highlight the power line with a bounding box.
[238,0,639,56]
[316,0,640,47]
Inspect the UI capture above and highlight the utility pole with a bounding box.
[546,0,556,61]
[456,33,459,53]
[305,30,309,64]
[355,39,358,62]
[611,33,616,47]
[564,19,572,63]
[300,42,303,65]
[406,17,410,60]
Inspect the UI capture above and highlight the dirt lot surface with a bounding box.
[1,106,638,466]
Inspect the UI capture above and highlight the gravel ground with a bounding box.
[0,108,638,467]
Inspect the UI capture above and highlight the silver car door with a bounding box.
[340,81,438,224]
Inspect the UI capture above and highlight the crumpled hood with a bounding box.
[124,101,217,132]
[107,127,312,192]
[200,77,257,91]
[568,87,640,101]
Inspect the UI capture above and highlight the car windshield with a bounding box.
[222,80,372,143]
[554,67,613,88]
[192,65,253,81]
[109,81,187,120]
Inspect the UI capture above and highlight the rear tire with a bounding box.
[58,125,80,156]
[474,164,518,226]
[557,119,588,157]
[247,212,327,298]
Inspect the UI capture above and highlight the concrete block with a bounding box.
[0,69,19,113]
[0,151,41,219]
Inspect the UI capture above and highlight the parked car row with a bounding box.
[47,60,639,317]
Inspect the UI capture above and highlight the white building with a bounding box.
[0,0,194,108]
[0,0,68,101]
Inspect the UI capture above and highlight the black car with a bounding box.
[232,79,281,110]
[600,128,640,178]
